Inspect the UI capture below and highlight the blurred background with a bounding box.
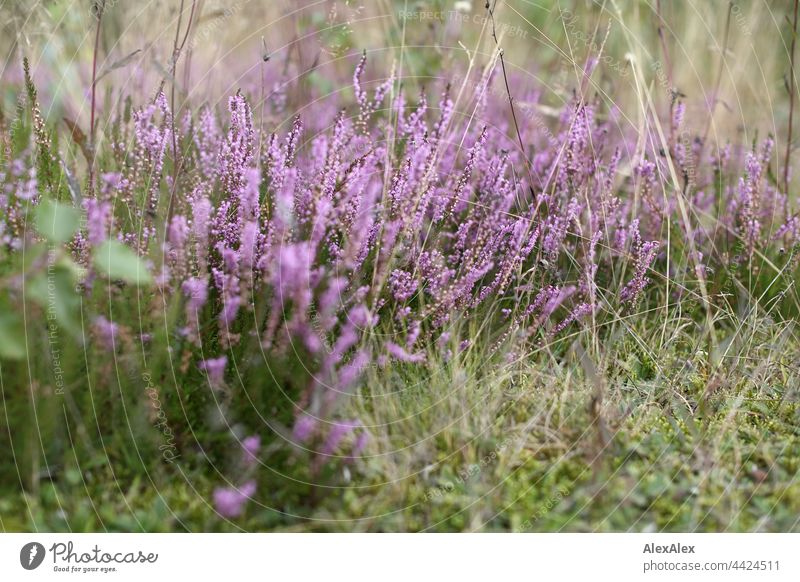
[1,0,797,171]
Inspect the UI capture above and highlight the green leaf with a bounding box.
[34,199,81,244]
[28,265,82,336]
[0,311,26,360]
[93,240,152,285]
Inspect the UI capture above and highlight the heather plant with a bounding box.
[1,1,799,531]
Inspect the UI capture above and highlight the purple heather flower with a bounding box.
[168,215,189,249]
[621,239,660,305]
[238,167,261,223]
[213,480,256,518]
[385,341,425,363]
[337,350,369,393]
[388,269,417,302]
[241,435,260,465]
[351,430,369,458]
[199,356,227,387]
[292,414,317,443]
[552,302,592,335]
[194,106,221,180]
[132,93,171,246]
[192,196,213,271]
[4,58,787,484]
[321,420,361,456]
[15,168,38,201]
[182,277,209,312]
[93,316,119,348]
[219,91,255,196]
[239,220,259,274]
[672,101,685,131]
[84,198,111,246]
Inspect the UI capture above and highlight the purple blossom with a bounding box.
[620,239,660,305]
[84,198,111,246]
[385,341,425,363]
[183,277,209,312]
[8,57,791,494]
[321,420,361,456]
[213,480,256,518]
[192,196,213,271]
[93,316,119,348]
[351,430,369,457]
[388,269,418,302]
[293,414,317,443]
[241,435,260,465]
[199,356,227,387]
[219,91,255,196]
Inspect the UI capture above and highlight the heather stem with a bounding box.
[487,1,537,202]
[167,0,197,224]
[89,0,106,197]
[784,0,799,193]
[699,2,732,162]
[655,0,676,145]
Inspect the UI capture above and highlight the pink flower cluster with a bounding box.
[3,56,796,517]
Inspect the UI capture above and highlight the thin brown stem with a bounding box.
[699,2,733,159]
[655,0,674,89]
[655,0,676,144]
[169,0,186,166]
[258,35,270,165]
[784,0,799,193]
[89,0,106,197]
[486,1,537,203]
[166,0,197,224]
